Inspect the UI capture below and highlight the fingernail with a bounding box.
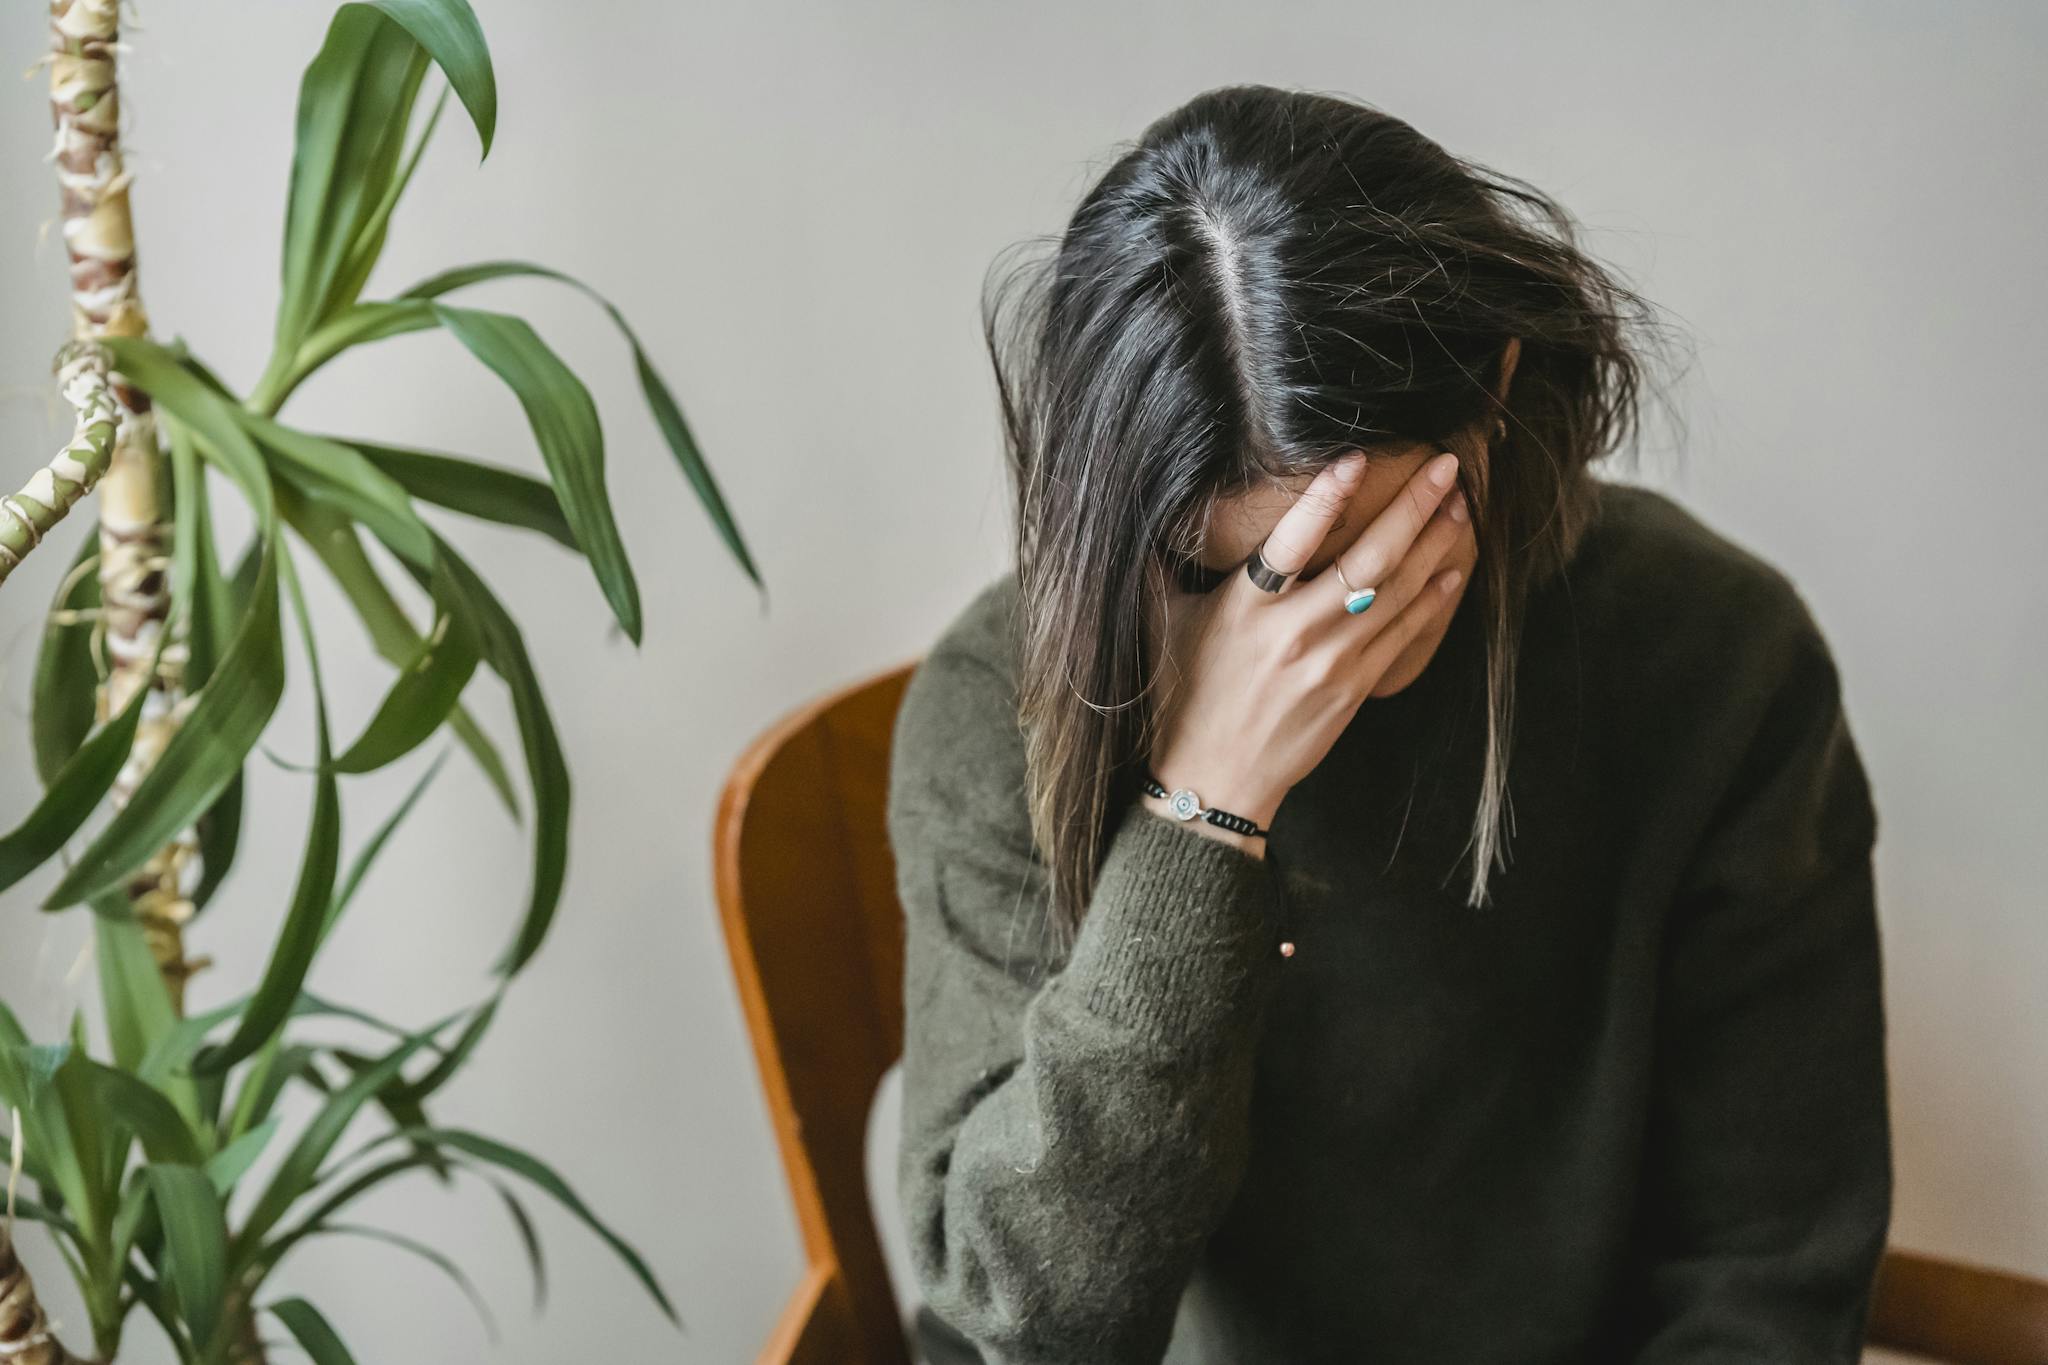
[1429,452,1459,488]
[1449,492,1468,523]
[1333,453,1367,485]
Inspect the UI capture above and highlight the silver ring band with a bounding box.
[1244,540,1296,594]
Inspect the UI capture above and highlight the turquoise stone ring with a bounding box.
[1333,559,1377,616]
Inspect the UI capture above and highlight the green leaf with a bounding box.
[333,567,480,775]
[430,302,643,643]
[389,991,496,1106]
[196,545,342,1077]
[167,410,206,641]
[25,1042,71,1097]
[40,537,278,908]
[323,83,445,329]
[46,341,287,910]
[0,1015,86,1234]
[103,347,275,526]
[7,1037,102,1265]
[396,533,569,975]
[108,1170,161,1310]
[147,1165,230,1354]
[224,1040,323,1147]
[343,437,575,548]
[139,995,249,1094]
[490,1177,548,1307]
[192,769,246,915]
[327,748,447,937]
[269,1297,360,1365]
[266,1152,439,1267]
[238,409,436,569]
[235,1012,457,1256]
[302,1222,497,1341]
[190,534,262,915]
[280,297,439,399]
[322,1047,449,1184]
[4,1190,83,1243]
[364,0,495,156]
[401,259,762,588]
[54,1014,121,1229]
[289,993,463,1059]
[93,911,184,1106]
[31,525,101,785]
[284,493,518,816]
[207,1117,282,1195]
[403,1126,679,1325]
[0,656,149,896]
[273,6,431,358]
[87,1061,203,1166]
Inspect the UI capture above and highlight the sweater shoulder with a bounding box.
[1562,479,1830,678]
[886,570,1029,840]
[924,568,1023,680]
[1559,480,1878,862]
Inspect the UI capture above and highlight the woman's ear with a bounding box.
[1496,336,1523,401]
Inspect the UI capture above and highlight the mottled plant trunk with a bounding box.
[224,1279,265,1365]
[0,1233,91,1365]
[0,344,119,586]
[49,0,204,1009]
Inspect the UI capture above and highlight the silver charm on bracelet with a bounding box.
[1140,772,1270,839]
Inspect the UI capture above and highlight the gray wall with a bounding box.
[1,2,2041,1360]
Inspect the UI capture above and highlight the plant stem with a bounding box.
[49,0,205,1011]
[0,1232,93,1365]
[0,344,118,586]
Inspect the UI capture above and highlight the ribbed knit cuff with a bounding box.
[1059,804,1285,1048]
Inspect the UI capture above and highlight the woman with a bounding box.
[887,83,1888,1365]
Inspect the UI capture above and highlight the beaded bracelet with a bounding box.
[1140,772,1270,839]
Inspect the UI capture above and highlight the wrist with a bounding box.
[1142,763,1283,831]
[1139,768,1281,846]
[1137,791,1268,859]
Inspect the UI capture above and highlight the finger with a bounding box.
[1327,450,1460,593]
[1347,562,1465,690]
[1298,482,1461,648]
[1254,451,1370,577]
[1347,488,1465,643]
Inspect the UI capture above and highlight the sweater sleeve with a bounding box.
[1625,594,1892,1362]
[888,643,1287,1365]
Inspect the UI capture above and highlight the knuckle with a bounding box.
[1305,647,1348,690]
[1401,481,1436,524]
[1297,487,1345,519]
[1261,532,1306,569]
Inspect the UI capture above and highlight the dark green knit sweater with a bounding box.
[887,481,1890,1365]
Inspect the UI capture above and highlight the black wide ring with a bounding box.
[1244,540,1296,594]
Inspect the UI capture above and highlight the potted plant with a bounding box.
[0,1,757,1359]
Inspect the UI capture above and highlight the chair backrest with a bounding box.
[713,660,917,1365]
[713,662,2048,1365]
[1866,1247,2048,1365]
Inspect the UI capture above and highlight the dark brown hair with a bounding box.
[983,84,1688,948]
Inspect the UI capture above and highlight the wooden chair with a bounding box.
[715,661,919,1365]
[711,661,2048,1365]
